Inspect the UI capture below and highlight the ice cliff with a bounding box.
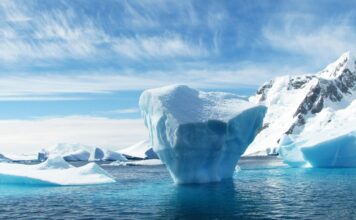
[139,85,266,184]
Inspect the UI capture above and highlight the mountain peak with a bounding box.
[320,51,355,79]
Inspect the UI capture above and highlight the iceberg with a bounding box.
[40,143,127,162]
[101,149,128,161]
[139,85,266,184]
[63,149,90,161]
[301,132,356,167]
[280,132,356,168]
[0,156,115,186]
[0,154,11,163]
[118,140,158,159]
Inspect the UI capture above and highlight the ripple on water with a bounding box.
[1,158,356,219]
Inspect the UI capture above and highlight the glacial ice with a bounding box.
[119,140,158,159]
[40,143,127,162]
[301,132,356,167]
[279,132,356,168]
[0,154,11,163]
[139,85,266,184]
[0,156,115,186]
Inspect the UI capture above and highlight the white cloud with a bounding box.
[0,116,148,154]
[0,2,209,62]
[105,108,140,114]
[113,35,207,59]
[0,59,309,101]
[262,14,356,65]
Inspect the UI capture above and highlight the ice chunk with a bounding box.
[89,147,105,161]
[102,149,128,161]
[0,156,115,186]
[0,154,11,163]
[63,149,90,161]
[119,140,158,159]
[139,85,266,184]
[301,132,356,167]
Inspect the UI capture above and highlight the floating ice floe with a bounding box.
[0,156,115,186]
[139,85,266,184]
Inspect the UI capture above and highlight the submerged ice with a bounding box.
[139,85,266,184]
[0,156,115,186]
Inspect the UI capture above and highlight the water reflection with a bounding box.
[168,180,238,218]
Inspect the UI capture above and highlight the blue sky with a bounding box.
[1,0,356,153]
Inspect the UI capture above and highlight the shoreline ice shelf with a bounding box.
[139,85,266,184]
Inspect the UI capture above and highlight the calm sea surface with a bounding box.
[1,157,356,219]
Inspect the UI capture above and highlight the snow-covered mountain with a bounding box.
[245,52,356,156]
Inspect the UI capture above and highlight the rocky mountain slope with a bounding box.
[245,52,356,156]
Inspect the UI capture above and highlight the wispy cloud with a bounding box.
[0,62,299,100]
[104,108,140,114]
[0,1,210,63]
[262,13,356,65]
[113,35,207,59]
[0,116,148,154]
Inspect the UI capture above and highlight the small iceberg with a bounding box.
[0,156,115,186]
[118,140,158,160]
[280,132,356,168]
[39,143,127,162]
[0,154,12,163]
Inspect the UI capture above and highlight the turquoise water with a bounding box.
[1,157,356,219]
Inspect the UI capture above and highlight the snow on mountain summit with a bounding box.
[320,51,356,79]
[245,52,356,156]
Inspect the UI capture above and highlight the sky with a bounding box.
[1,0,356,154]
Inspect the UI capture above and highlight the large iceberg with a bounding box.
[0,156,115,186]
[139,85,266,184]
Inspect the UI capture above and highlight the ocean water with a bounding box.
[1,157,356,219]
